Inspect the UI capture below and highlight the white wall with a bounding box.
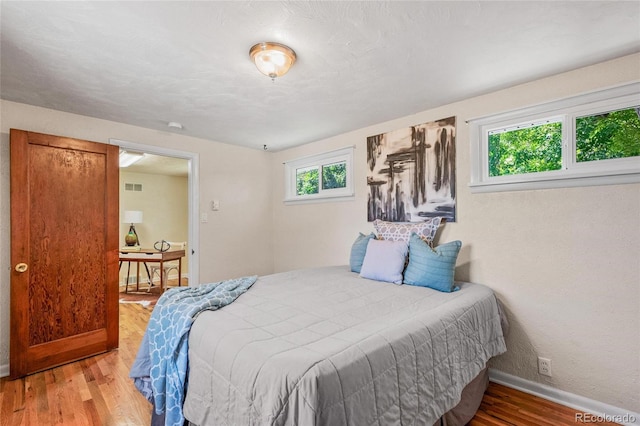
[0,101,274,373]
[270,53,640,412]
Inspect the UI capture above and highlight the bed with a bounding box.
[182,265,507,425]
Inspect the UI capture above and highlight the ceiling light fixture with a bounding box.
[168,121,183,130]
[249,42,296,80]
[119,150,145,167]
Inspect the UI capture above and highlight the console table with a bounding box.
[119,249,186,293]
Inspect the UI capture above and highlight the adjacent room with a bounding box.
[0,1,638,425]
[118,152,190,299]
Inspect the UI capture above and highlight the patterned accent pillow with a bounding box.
[373,218,443,246]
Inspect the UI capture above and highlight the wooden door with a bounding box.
[10,129,119,378]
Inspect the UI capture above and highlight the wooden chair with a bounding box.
[147,241,186,291]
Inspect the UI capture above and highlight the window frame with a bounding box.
[469,82,640,193]
[284,146,354,203]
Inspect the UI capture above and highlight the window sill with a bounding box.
[283,193,355,205]
[469,171,640,193]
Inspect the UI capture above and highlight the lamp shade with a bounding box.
[123,210,143,224]
[249,42,296,79]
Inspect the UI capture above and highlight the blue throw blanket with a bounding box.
[130,276,258,426]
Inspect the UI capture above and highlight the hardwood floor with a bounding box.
[0,301,620,425]
[470,383,619,426]
[0,303,152,425]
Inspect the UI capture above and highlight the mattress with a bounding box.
[183,266,506,425]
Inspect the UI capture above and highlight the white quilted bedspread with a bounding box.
[183,266,506,426]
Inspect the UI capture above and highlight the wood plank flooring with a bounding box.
[0,301,620,425]
[470,383,619,426]
[1,303,152,425]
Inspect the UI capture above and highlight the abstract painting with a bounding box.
[367,116,456,222]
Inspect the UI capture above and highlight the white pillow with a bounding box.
[359,239,408,284]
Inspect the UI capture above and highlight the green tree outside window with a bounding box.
[488,106,640,177]
[322,162,347,190]
[296,168,319,195]
[489,123,562,177]
[576,107,640,162]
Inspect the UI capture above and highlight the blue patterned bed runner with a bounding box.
[130,276,258,426]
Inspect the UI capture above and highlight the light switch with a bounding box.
[200,212,208,223]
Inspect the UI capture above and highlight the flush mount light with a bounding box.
[119,150,145,167]
[168,121,183,130]
[249,42,296,80]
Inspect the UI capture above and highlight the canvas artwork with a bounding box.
[367,116,456,223]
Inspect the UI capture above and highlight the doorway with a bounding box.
[110,139,199,291]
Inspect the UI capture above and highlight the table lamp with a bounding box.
[123,210,143,246]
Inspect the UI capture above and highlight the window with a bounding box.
[284,147,354,203]
[575,106,640,163]
[488,119,563,177]
[470,82,640,192]
[296,166,319,195]
[321,162,347,190]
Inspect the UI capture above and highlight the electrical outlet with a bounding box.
[538,357,552,377]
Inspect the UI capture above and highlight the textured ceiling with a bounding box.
[1,1,639,151]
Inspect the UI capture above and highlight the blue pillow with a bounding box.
[404,233,462,292]
[359,239,408,284]
[349,232,376,273]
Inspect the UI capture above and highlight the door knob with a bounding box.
[15,263,28,273]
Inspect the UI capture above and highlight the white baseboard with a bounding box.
[489,369,640,426]
[0,363,9,378]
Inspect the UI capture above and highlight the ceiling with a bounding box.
[122,153,189,177]
[1,1,639,152]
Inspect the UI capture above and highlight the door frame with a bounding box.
[109,139,199,287]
